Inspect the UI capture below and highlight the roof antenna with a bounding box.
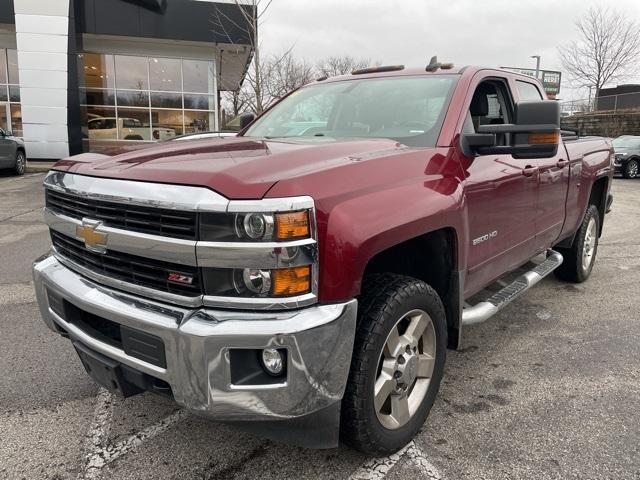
[426,56,454,72]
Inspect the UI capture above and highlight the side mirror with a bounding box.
[239,112,256,130]
[461,101,560,159]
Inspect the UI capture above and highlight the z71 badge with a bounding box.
[472,230,498,246]
[167,272,194,285]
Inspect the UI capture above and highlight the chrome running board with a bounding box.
[461,250,563,326]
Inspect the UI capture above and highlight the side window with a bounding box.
[88,120,101,130]
[468,79,513,145]
[516,80,543,101]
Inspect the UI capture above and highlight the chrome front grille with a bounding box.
[45,189,198,240]
[51,230,202,297]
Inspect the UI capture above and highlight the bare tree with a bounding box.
[265,50,316,102]
[558,7,640,101]
[317,55,372,77]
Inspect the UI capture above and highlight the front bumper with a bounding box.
[33,254,357,424]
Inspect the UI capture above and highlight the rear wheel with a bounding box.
[554,204,600,283]
[13,150,26,176]
[341,274,447,454]
[623,159,638,179]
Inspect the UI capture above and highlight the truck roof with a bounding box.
[316,65,542,85]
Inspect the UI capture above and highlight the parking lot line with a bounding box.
[78,388,115,480]
[348,441,442,480]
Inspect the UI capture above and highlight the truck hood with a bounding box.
[53,137,408,199]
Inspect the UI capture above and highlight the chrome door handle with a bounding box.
[556,159,569,168]
[522,166,539,177]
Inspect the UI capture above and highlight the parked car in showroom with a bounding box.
[612,135,640,178]
[34,62,613,454]
[0,128,27,175]
[88,117,176,141]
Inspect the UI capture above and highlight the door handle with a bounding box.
[556,159,569,168]
[522,165,538,177]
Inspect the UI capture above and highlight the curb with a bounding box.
[26,163,55,173]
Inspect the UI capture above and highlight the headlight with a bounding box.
[202,265,312,297]
[200,210,311,242]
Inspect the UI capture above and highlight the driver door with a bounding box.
[462,78,540,296]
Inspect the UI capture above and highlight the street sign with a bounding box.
[501,67,562,98]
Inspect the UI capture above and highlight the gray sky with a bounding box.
[260,0,640,101]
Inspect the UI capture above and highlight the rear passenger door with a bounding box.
[515,80,570,249]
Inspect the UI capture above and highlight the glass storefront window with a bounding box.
[7,49,19,85]
[115,55,149,91]
[117,108,151,140]
[184,110,214,134]
[86,107,117,140]
[82,53,116,89]
[183,59,214,93]
[151,109,184,137]
[80,53,217,149]
[10,104,22,137]
[183,94,215,110]
[0,49,22,137]
[150,92,182,109]
[149,57,182,91]
[117,89,149,108]
[0,50,6,84]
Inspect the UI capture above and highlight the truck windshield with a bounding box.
[244,75,458,147]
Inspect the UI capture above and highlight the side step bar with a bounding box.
[461,250,563,326]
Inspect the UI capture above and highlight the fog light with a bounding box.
[261,348,284,376]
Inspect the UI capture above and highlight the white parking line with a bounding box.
[96,409,189,466]
[77,388,189,480]
[348,441,442,480]
[78,388,115,480]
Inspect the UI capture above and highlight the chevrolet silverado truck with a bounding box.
[33,62,613,454]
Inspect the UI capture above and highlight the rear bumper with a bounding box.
[33,254,357,425]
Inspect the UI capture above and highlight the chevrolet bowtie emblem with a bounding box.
[76,219,108,254]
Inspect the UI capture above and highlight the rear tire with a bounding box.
[554,204,600,283]
[341,274,447,455]
[13,150,26,176]
[622,159,638,179]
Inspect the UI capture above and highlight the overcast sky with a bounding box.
[259,0,640,101]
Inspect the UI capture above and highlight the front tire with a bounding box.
[554,204,600,283]
[341,274,447,454]
[13,150,26,176]
[622,159,638,179]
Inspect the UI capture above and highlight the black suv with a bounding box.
[0,128,27,176]
[613,135,640,179]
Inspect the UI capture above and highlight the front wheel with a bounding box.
[554,204,600,283]
[623,159,639,179]
[341,274,447,454]
[13,150,26,176]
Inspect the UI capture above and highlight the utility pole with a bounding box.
[588,85,593,112]
[531,55,541,80]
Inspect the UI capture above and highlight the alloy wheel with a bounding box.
[374,309,436,430]
[582,217,597,271]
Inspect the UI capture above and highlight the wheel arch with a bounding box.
[360,227,463,349]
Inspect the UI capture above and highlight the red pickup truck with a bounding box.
[33,62,613,454]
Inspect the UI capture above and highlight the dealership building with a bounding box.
[0,0,253,159]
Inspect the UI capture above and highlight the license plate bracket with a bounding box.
[74,341,143,397]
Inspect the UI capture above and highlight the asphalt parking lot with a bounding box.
[1,171,639,480]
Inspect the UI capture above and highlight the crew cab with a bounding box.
[33,61,613,454]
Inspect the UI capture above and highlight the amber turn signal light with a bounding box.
[271,266,311,296]
[528,132,560,145]
[275,211,310,240]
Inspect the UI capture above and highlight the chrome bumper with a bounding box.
[33,254,357,421]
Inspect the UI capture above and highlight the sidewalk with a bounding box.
[26,161,55,173]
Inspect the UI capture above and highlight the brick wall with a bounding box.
[561,110,640,138]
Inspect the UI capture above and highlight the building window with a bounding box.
[0,49,22,137]
[79,53,217,151]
